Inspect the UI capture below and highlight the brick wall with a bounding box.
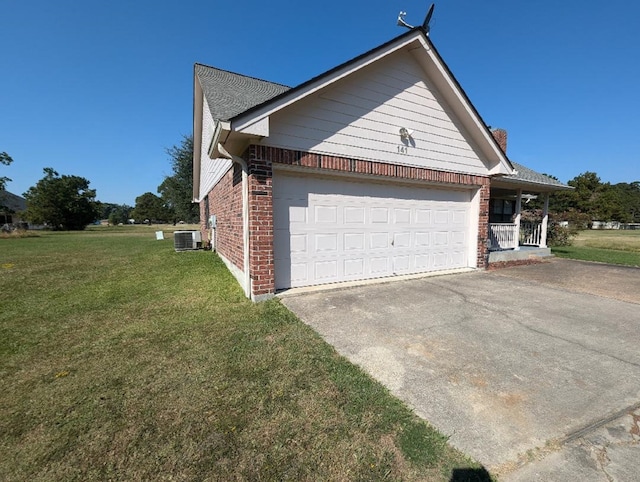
[253,145,490,187]
[476,182,490,268]
[246,149,275,299]
[205,164,244,271]
[243,145,491,298]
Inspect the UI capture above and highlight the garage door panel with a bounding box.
[452,231,466,246]
[434,232,449,246]
[415,254,430,269]
[394,208,411,224]
[452,209,467,225]
[370,256,390,274]
[290,263,308,284]
[315,233,338,252]
[314,205,337,223]
[290,233,308,253]
[393,232,411,248]
[416,209,432,224]
[345,207,365,224]
[433,252,448,268]
[415,232,431,247]
[393,255,411,272]
[315,260,338,280]
[451,251,466,266]
[273,173,473,289]
[344,233,365,250]
[344,258,365,277]
[435,210,449,225]
[370,232,390,249]
[371,207,390,223]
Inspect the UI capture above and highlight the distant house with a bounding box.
[0,190,27,226]
[193,28,571,301]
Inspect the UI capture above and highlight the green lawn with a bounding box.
[552,229,640,267]
[0,227,486,481]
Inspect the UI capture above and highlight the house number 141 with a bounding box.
[397,145,408,154]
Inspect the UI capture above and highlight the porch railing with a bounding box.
[489,223,518,250]
[520,222,543,246]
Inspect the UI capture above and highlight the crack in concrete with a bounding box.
[433,278,640,371]
[563,401,640,444]
[593,442,614,482]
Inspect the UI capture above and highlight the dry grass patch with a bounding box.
[573,229,640,252]
[0,229,40,239]
[553,230,640,267]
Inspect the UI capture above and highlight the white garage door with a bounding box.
[273,172,474,290]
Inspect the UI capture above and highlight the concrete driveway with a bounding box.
[280,259,640,480]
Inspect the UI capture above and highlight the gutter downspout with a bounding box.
[217,143,251,299]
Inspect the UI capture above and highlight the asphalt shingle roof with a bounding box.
[505,162,569,188]
[0,190,27,212]
[195,64,290,122]
[194,59,569,192]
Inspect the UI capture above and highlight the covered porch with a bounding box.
[488,162,572,262]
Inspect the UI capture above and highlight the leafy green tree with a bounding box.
[543,171,640,225]
[98,202,117,220]
[606,182,640,223]
[107,204,133,225]
[567,171,602,215]
[1,151,13,197]
[158,135,198,223]
[97,202,133,224]
[23,168,100,230]
[131,192,173,223]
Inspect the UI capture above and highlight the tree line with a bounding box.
[4,141,638,231]
[1,136,198,230]
[535,171,640,226]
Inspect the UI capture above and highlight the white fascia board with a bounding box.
[193,77,204,202]
[237,116,269,137]
[230,31,425,132]
[413,36,514,176]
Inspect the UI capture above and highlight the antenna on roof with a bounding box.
[422,3,435,35]
[397,3,435,36]
[397,11,413,29]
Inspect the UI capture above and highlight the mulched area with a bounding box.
[486,258,549,271]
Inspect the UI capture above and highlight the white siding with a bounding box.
[199,98,232,200]
[263,51,487,175]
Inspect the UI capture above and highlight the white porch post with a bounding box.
[540,192,549,248]
[514,189,522,250]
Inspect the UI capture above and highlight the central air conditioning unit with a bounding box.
[174,230,202,251]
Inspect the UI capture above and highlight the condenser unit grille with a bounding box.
[174,231,202,251]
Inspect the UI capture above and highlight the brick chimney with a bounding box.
[491,128,507,154]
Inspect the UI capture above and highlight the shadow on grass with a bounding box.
[450,467,493,481]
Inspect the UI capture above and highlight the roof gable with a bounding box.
[194,64,290,122]
[0,190,27,212]
[262,50,492,176]
[193,28,517,201]
[226,29,512,176]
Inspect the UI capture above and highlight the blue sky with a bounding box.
[1,0,638,205]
